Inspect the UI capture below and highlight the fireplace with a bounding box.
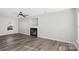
[30,28,37,37]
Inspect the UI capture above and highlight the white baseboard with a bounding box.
[38,36,74,44]
[0,32,18,36]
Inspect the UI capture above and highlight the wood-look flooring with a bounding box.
[0,33,77,51]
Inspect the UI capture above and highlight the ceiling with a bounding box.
[0,8,69,18]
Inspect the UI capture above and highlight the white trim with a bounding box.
[38,36,75,44]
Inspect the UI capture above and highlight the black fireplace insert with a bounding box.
[30,28,37,37]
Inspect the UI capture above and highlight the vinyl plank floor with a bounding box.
[0,33,77,51]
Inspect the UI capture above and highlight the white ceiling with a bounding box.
[0,8,69,17]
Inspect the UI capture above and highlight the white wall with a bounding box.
[0,17,18,36]
[0,8,77,43]
[18,9,77,43]
[38,9,76,42]
[77,12,79,43]
[18,17,31,35]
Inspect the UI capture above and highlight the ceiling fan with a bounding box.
[17,12,29,18]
